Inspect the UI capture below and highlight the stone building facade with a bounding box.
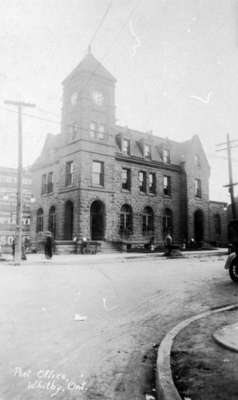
[31,51,227,248]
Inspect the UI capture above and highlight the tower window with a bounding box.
[92,161,104,186]
[98,124,105,140]
[48,172,53,193]
[90,122,97,139]
[41,174,47,194]
[65,161,74,186]
[195,179,202,198]
[71,122,78,140]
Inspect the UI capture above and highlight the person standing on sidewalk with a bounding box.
[44,232,53,259]
[165,231,173,256]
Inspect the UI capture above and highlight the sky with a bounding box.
[0,0,238,202]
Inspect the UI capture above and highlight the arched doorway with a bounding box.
[90,200,105,240]
[194,209,204,242]
[64,201,73,240]
[48,206,56,239]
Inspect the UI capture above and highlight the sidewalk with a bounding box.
[157,303,238,400]
[0,248,227,266]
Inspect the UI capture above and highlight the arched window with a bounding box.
[162,208,173,236]
[214,213,221,235]
[142,206,154,234]
[64,201,74,240]
[36,208,44,232]
[48,206,56,238]
[119,204,133,235]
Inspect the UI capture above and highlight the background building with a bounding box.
[31,51,228,250]
[0,166,33,252]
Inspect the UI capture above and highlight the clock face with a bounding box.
[70,92,78,106]
[92,91,104,106]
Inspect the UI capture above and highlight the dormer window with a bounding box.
[122,138,130,155]
[98,124,105,140]
[144,144,151,159]
[90,122,97,139]
[162,149,170,163]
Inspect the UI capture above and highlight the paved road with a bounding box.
[0,253,236,400]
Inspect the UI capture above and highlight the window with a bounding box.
[119,204,133,235]
[98,124,105,140]
[195,179,202,198]
[194,154,201,167]
[214,214,221,235]
[48,206,56,238]
[162,149,170,163]
[48,172,53,193]
[36,208,44,232]
[122,168,131,190]
[149,172,156,194]
[90,122,97,139]
[162,208,173,236]
[41,174,47,194]
[65,161,74,186]
[92,161,104,186]
[143,207,154,233]
[163,175,171,196]
[71,122,78,140]
[122,138,130,155]
[139,171,146,193]
[144,144,151,159]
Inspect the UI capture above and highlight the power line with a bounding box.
[88,0,113,47]
[76,0,142,100]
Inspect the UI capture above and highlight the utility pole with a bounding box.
[216,133,238,219]
[4,100,35,265]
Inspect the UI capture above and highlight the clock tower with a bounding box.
[61,48,116,143]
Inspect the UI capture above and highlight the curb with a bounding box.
[156,303,238,400]
[0,249,227,266]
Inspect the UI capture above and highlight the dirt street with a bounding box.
[0,253,236,399]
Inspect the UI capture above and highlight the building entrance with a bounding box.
[90,200,105,240]
[194,209,204,242]
[64,200,73,240]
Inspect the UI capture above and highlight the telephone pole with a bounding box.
[216,133,238,219]
[4,100,35,265]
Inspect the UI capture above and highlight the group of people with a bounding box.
[12,231,54,260]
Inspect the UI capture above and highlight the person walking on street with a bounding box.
[44,232,53,259]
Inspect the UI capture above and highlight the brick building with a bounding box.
[0,166,33,252]
[31,50,227,248]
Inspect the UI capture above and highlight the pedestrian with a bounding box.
[81,237,88,254]
[164,231,173,256]
[12,238,15,260]
[21,238,27,260]
[44,231,53,259]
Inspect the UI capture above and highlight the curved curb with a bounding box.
[156,303,238,400]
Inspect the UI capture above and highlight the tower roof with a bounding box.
[62,50,116,85]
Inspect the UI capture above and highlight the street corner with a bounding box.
[156,303,238,400]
